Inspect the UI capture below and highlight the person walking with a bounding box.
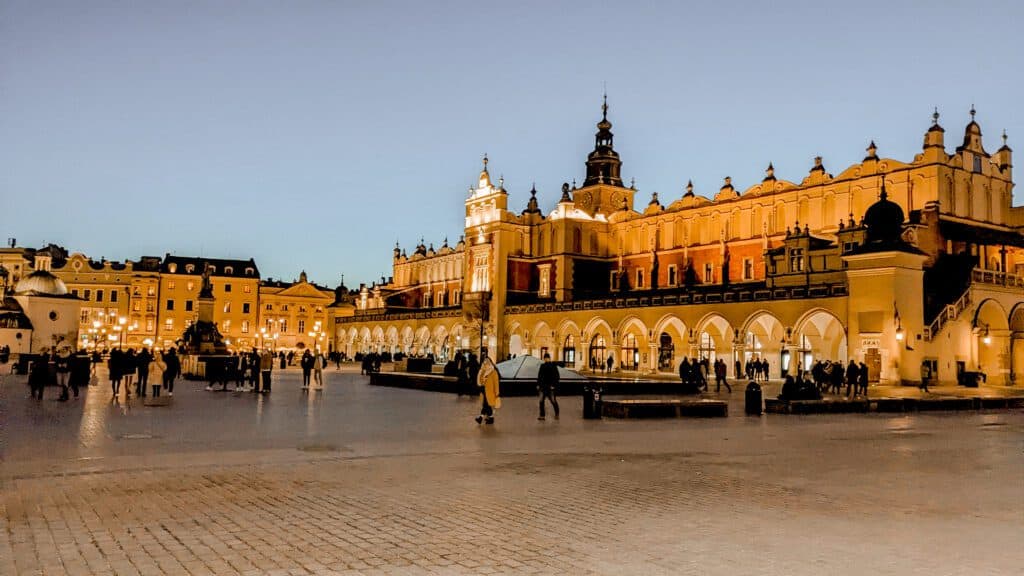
[537,353,560,420]
[260,348,274,393]
[606,355,614,373]
[29,353,48,399]
[475,351,500,425]
[122,349,136,398]
[313,351,325,389]
[55,346,72,401]
[845,359,859,397]
[857,361,869,396]
[162,348,180,396]
[68,351,89,400]
[136,348,153,398]
[300,350,314,390]
[715,358,732,393]
[108,348,123,398]
[247,349,260,392]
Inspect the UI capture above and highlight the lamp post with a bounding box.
[117,317,127,349]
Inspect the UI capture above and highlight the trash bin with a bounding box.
[583,385,603,419]
[745,381,763,416]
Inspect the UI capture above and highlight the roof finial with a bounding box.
[685,179,694,196]
[630,177,636,190]
[879,176,888,200]
[970,104,976,121]
[932,107,940,126]
[601,88,608,121]
[482,153,488,169]
[1003,129,1008,146]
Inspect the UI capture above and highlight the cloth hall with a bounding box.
[336,102,1022,386]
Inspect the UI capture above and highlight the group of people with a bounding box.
[299,349,327,390]
[27,347,90,401]
[588,355,615,373]
[676,357,733,393]
[204,349,275,393]
[808,359,871,396]
[452,351,481,397]
[107,347,181,398]
[742,357,772,381]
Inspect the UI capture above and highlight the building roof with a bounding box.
[0,297,32,329]
[15,270,69,296]
[161,255,260,278]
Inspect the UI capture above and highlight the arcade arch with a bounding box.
[974,299,1010,384]
[793,309,848,371]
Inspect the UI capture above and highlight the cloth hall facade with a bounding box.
[336,104,1023,386]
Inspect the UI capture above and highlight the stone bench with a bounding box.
[602,398,728,419]
[765,398,869,414]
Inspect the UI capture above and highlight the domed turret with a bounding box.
[862,179,905,244]
[583,93,623,187]
[14,270,68,296]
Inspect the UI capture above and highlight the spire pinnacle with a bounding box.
[933,107,940,125]
[482,153,488,170]
[1003,129,1008,146]
[602,90,608,121]
[685,180,694,196]
[970,104,976,121]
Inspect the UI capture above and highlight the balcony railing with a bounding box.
[972,267,1024,288]
[505,283,848,316]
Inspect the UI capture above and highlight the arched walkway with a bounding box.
[794,309,848,372]
[740,311,786,378]
[652,314,687,373]
[974,299,1010,384]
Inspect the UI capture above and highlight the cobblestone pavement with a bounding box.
[1,366,1022,575]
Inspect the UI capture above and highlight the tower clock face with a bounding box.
[610,190,626,210]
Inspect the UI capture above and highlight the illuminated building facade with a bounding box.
[337,103,1022,385]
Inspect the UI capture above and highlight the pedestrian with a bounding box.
[260,348,274,393]
[300,350,314,390]
[247,349,259,392]
[678,357,691,389]
[152,351,165,397]
[279,351,286,370]
[162,348,180,396]
[29,353,48,399]
[829,362,844,395]
[715,358,732,393]
[56,346,72,401]
[334,352,342,370]
[136,348,153,397]
[109,348,123,397]
[590,355,598,372]
[69,351,89,399]
[475,351,500,425]
[606,355,614,373]
[537,353,560,420]
[454,352,468,397]
[467,352,480,395]
[857,361,869,396]
[123,349,136,397]
[313,351,325,389]
[845,359,859,397]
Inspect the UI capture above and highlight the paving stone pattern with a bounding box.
[1,367,1022,575]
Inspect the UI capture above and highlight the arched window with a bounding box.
[658,332,675,372]
[699,331,716,363]
[563,335,576,365]
[589,334,606,369]
[621,334,639,370]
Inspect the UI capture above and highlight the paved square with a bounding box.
[2,367,1022,575]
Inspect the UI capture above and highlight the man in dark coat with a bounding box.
[537,353,560,420]
[845,360,859,397]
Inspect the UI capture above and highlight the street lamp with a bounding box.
[117,316,127,348]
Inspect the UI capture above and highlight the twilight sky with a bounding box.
[2,0,1022,288]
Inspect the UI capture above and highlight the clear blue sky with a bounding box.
[2,0,1021,287]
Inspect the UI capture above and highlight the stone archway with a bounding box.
[974,299,1010,385]
[652,314,687,373]
[794,308,848,371]
[616,316,649,372]
[1008,304,1024,385]
[740,311,786,378]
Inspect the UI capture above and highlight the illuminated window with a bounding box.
[164,318,174,331]
[241,320,249,334]
[538,264,551,297]
[146,319,154,332]
[147,286,155,296]
[223,302,231,313]
[789,249,804,272]
[472,254,489,292]
[168,281,175,290]
[298,320,305,333]
[243,284,251,293]
[223,319,231,332]
[187,281,194,291]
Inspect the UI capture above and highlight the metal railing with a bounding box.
[924,288,971,341]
